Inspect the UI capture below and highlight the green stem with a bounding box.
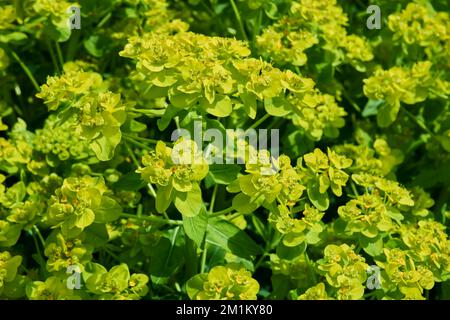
[66,30,81,61]
[147,183,157,198]
[103,246,120,262]
[200,245,208,273]
[350,182,359,198]
[210,207,234,217]
[254,253,268,270]
[31,230,47,276]
[252,9,263,41]
[227,211,245,221]
[248,113,270,130]
[124,134,160,145]
[9,50,40,91]
[55,41,64,69]
[47,41,60,74]
[120,213,182,225]
[33,225,46,247]
[401,106,432,135]
[230,0,248,41]
[342,89,361,112]
[123,140,140,167]
[129,108,165,116]
[122,135,152,150]
[209,185,218,214]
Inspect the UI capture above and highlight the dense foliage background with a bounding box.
[0,0,449,300]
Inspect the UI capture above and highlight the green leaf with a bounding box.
[377,101,400,127]
[156,184,174,213]
[203,95,233,117]
[157,105,179,131]
[0,32,27,44]
[94,196,122,223]
[362,99,384,117]
[360,235,384,257]
[307,182,329,211]
[264,97,290,117]
[206,218,263,258]
[276,242,307,260]
[173,184,202,217]
[149,232,184,282]
[186,273,208,299]
[84,34,109,58]
[232,193,259,214]
[207,164,241,184]
[239,92,257,119]
[89,130,122,161]
[75,208,95,228]
[183,207,208,247]
[113,171,146,191]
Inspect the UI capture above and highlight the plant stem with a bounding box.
[401,106,433,135]
[210,206,234,217]
[342,89,361,112]
[200,245,208,273]
[123,140,140,167]
[147,183,157,198]
[33,225,46,247]
[230,0,248,41]
[130,108,165,116]
[125,134,160,145]
[122,135,152,150]
[9,50,40,91]
[120,213,182,225]
[209,185,218,214]
[227,211,245,221]
[248,113,270,130]
[55,41,64,69]
[254,253,268,270]
[47,41,60,74]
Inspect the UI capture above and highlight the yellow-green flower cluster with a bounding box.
[388,3,450,64]
[400,221,450,282]
[0,4,16,30]
[137,139,208,217]
[334,138,404,177]
[230,148,352,215]
[84,263,149,300]
[187,264,259,300]
[269,204,324,247]
[256,0,373,69]
[26,276,82,300]
[375,248,435,300]
[44,231,93,273]
[34,115,91,162]
[0,251,22,295]
[363,61,450,127]
[317,244,368,300]
[46,176,122,238]
[32,0,79,42]
[36,62,128,161]
[301,148,352,198]
[229,154,304,212]
[120,31,347,140]
[298,282,331,300]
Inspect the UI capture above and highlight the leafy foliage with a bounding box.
[0,0,448,301]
